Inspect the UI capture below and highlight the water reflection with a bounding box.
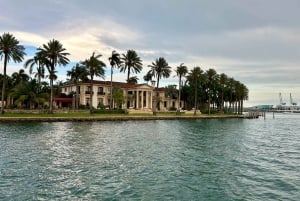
[0,115,300,200]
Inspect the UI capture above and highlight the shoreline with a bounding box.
[0,115,245,122]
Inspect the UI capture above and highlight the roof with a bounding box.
[64,80,155,90]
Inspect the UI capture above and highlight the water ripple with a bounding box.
[1,114,300,200]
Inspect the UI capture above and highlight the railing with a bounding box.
[97,92,105,95]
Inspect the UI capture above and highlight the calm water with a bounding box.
[0,113,299,200]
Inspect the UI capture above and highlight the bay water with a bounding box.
[0,113,299,200]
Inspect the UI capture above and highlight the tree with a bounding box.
[24,52,46,93]
[143,71,153,84]
[108,50,122,108]
[147,57,171,115]
[175,63,188,115]
[11,69,30,86]
[37,39,69,113]
[66,63,88,109]
[0,33,26,113]
[187,67,203,115]
[120,49,142,108]
[127,76,139,84]
[112,86,125,108]
[9,79,49,109]
[120,50,143,82]
[205,68,218,115]
[219,73,228,113]
[81,52,106,114]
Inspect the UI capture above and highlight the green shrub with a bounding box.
[92,109,128,114]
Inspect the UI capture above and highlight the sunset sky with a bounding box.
[1,0,300,106]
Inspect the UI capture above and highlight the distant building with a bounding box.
[60,80,183,111]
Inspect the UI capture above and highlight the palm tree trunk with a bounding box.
[1,54,8,114]
[176,76,181,115]
[50,78,53,113]
[76,82,79,110]
[125,68,130,109]
[208,91,211,115]
[90,76,93,114]
[194,81,198,116]
[153,77,160,115]
[110,66,113,109]
[241,99,244,114]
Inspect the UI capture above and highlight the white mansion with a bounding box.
[59,80,182,111]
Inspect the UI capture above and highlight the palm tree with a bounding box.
[81,52,106,114]
[11,69,30,86]
[108,50,122,109]
[67,63,88,109]
[120,49,142,108]
[143,71,153,84]
[175,63,188,115]
[127,76,139,84]
[187,67,203,115]
[147,57,171,115]
[37,39,69,113]
[219,73,228,113]
[205,68,218,115]
[120,50,143,82]
[24,52,46,93]
[0,33,26,113]
[241,84,249,114]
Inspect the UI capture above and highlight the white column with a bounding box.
[136,90,139,109]
[146,91,149,108]
[141,91,144,109]
[150,91,153,109]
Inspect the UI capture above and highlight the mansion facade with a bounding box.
[60,80,182,111]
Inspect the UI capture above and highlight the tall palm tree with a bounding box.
[120,50,143,82]
[205,68,218,115]
[0,33,26,113]
[120,49,142,108]
[219,73,228,113]
[175,63,188,115]
[241,84,249,114]
[81,52,106,114]
[187,67,203,115]
[24,52,46,93]
[67,63,88,110]
[147,57,171,115]
[108,50,122,109]
[37,39,69,113]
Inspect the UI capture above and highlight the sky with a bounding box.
[1,0,300,107]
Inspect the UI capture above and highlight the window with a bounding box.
[87,86,91,92]
[77,86,80,94]
[97,87,105,95]
[85,86,92,94]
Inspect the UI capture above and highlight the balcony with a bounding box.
[85,91,93,95]
[97,92,105,95]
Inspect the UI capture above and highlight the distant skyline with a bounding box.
[1,0,300,106]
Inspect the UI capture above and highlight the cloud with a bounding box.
[1,0,300,106]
